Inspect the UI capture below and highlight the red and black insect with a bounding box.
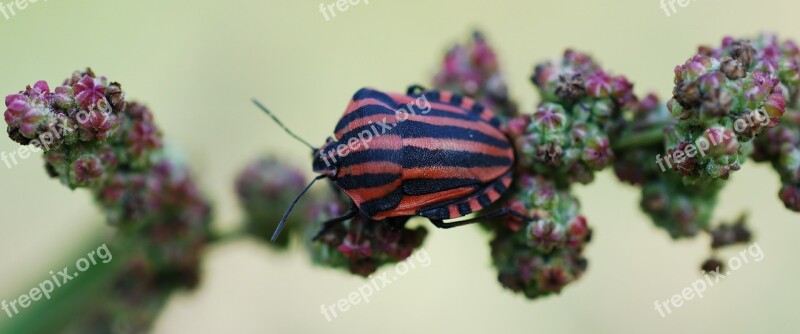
[253,86,524,241]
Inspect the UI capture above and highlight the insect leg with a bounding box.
[429,208,531,229]
[406,84,427,95]
[312,203,359,241]
[386,216,412,232]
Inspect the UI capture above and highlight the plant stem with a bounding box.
[612,127,665,151]
[209,225,247,244]
[0,232,132,334]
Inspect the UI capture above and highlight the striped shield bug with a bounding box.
[253,86,528,241]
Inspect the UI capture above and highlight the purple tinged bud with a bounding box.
[307,194,428,276]
[522,48,638,185]
[490,175,592,299]
[71,155,105,187]
[583,136,613,170]
[53,86,74,109]
[780,185,800,211]
[33,80,50,93]
[235,157,308,246]
[433,31,518,120]
[536,264,572,293]
[706,127,739,157]
[527,218,565,253]
[532,104,567,131]
[555,73,586,101]
[126,119,162,159]
[764,93,787,124]
[74,75,108,110]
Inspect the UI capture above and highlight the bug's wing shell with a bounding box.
[331,88,515,221]
[377,92,515,219]
[392,92,515,195]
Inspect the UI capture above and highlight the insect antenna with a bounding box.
[252,98,316,151]
[271,174,327,241]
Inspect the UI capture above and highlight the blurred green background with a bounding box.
[1,0,799,333]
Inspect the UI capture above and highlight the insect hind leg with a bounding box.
[406,84,427,95]
[429,207,530,229]
[419,170,514,227]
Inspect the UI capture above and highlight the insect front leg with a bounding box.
[312,203,359,241]
[385,216,412,232]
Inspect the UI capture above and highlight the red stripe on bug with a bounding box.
[439,91,453,103]
[345,179,403,203]
[501,174,512,188]
[326,137,403,180]
[448,206,460,218]
[468,198,483,213]
[485,188,501,202]
[461,97,476,110]
[401,166,507,183]
[480,109,495,123]
[403,137,513,161]
[339,161,402,177]
[428,101,472,115]
[335,113,402,139]
[338,134,403,151]
[343,97,396,115]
